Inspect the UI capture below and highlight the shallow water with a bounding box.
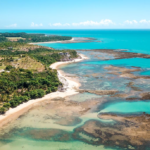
[0,138,118,150]
[83,58,150,69]
[100,101,150,114]
[0,30,150,149]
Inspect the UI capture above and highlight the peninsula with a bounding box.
[0,32,87,124]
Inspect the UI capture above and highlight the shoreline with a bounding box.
[29,38,74,44]
[0,53,88,128]
[29,37,95,45]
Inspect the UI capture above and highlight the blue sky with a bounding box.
[1,0,150,29]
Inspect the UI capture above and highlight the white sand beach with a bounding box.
[0,54,88,128]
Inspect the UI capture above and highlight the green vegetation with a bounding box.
[6,37,26,41]
[0,41,27,50]
[0,32,72,51]
[0,32,78,114]
[0,32,71,45]
[0,47,78,68]
[0,34,72,51]
[0,67,61,113]
[5,65,14,70]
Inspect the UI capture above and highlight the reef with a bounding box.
[92,49,150,59]
[78,89,118,96]
[140,92,150,100]
[104,65,150,79]
[72,112,150,149]
[97,113,150,149]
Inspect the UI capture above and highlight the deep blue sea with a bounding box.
[0,30,150,150]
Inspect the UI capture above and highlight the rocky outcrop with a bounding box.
[104,65,150,79]
[140,92,150,100]
[57,71,69,92]
[58,52,81,61]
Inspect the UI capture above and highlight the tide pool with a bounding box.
[100,101,150,114]
[140,70,150,76]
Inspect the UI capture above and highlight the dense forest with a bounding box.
[0,41,28,50]
[0,67,60,113]
[0,33,78,114]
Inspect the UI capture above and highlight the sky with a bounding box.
[0,0,150,29]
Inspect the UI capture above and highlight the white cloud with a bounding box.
[72,19,115,26]
[53,23,62,26]
[123,19,150,25]
[31,22,38,27]
[49,20,114,27]
[124,20,138,24]
[49,23,70,26]
[133,20,138,24]
[39,23,43,26]
[6,23,17,27]
[31,22,43,27]
[140,19,150,24]
[64,23,70,26]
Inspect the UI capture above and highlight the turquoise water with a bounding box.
[100,101,150,114]
[141,70,150,76]
[0,29,150,54]
[0,30,150,149]
[84,58,150,69]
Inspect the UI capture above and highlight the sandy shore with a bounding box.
[29,38,74,44]
[0,53,88,128]
[29,37,95,45]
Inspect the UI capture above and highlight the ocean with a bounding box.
[0,29,150,150]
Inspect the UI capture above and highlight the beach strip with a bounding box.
[0,54,88,128]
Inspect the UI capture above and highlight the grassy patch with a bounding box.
[0,66,6,70]
[12,56,45,72]
[6,37,26,41]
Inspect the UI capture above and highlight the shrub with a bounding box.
[5,65,13,70]
[24,89,45,99]
[51,86,57,92]
[19,68,25,72]
[3,103,11,108]
[46,87,51,94]
[36,89,45,98]
[0,107,7,114]
[10,96,30,107]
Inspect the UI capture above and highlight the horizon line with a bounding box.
[0,28,150,30]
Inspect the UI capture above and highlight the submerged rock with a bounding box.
[78,89,118,95]
[73,114,150,149]
[54,116,82,126]
[140,92,150,100]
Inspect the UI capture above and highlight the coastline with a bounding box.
[29,38,74,44]
[29,37,95,45]
[0,53,88,128]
